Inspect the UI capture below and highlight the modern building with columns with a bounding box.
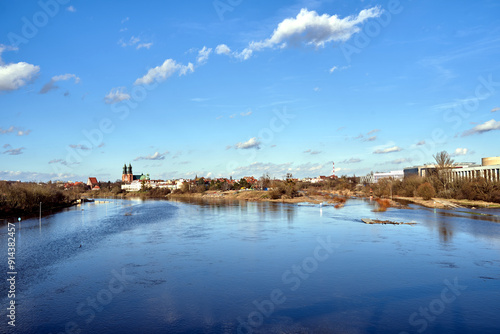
[404,157,500,182]
[450,157,500,182]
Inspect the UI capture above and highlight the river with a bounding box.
[1,198,499,333]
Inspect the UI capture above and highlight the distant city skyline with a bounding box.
[1,0,499,182]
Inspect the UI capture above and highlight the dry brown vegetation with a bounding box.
[0,181,75,218]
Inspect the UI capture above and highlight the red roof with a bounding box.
[88,177,98,185]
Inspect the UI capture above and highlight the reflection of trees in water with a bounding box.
[437,215,454,243]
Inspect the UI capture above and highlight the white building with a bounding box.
[361,171,404,184]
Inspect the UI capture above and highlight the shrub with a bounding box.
[416,182,436,200]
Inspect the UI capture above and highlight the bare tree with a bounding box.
[433,151,454,191]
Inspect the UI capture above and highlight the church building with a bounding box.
[122,164,149,183]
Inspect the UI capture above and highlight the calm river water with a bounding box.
[1,198,499,333]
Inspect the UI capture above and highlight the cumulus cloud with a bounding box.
[134,59,194,85]
[235,48,253,61]
[215,44,231,55]
[134,151,169,161]
[462,119,500,136]
[104,87,131,104]
[39,73,80,94]
[247,7,382,55]
[452,148,472,156]
[0,44,40,91]
[3,147,25,155]
[235,137,261,150]
[197,46,212,63]
[340,158,362,164]
[373,146,402,154]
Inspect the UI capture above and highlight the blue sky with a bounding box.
[1,0,500,182]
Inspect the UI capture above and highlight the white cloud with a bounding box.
[233,162,293,177]
[119,36,153,50]
[235,48,253,61]
[121,17,129,24]
[452,148,470,156]
[0,126,31,136]
[373,146,402,154]
[248,7,382,54]
[191,97,209,102]
[0,170,85,182]
[329,66,337,73]
[367,129,380,135]
[134,59,194,85]
[240,110,252,117]
[67,6,76,12]
[416,140,426,146]
[119,36,140,47]
[235,137,261,150]
[16,129,31,136]
[137,42,153,50]
[462,119,500,136]
[197,46,212,63]
[134,151,169,161]
[104,87,131,104]
[40,73,80,94]
[215,44,231,55]
[0,60,39,91]
[491,107,500,112]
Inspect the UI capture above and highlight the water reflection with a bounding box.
[437,214,455,244]
[1,198,500,333]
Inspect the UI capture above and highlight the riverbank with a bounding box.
[167,189,351,204]
[394,196,500,209]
